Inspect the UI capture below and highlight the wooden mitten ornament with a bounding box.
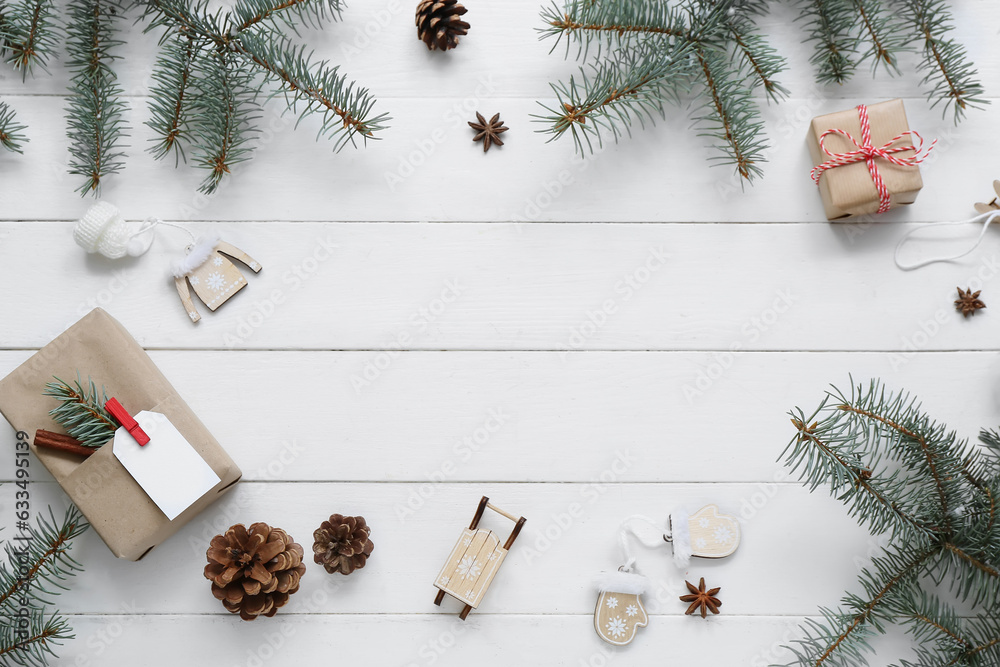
[667,504,741,568]
[594,570,649,646]
[172,234,262,323]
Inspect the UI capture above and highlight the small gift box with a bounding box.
[807,99,932,220]
[0,309,242,560]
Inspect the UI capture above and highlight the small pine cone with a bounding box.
[204,523,306,621]
[313,514,374,575]
[416,0,469,51]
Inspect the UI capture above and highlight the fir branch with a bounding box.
[540,0,693,56]
[891,0,987,123]
[137,0,388,189]
[64,0,130,195]
[786,411,935,541]
[138,0,225,46]
[188,47,260,194]
[0,99,27,153]
[234,31,390,150]
[146,29,198,163]
[0,507,87,667]
[42,376,117,449]
[934,540,1000,609]
[2,0,56,78]
[785,546,938,666]
[796,0,857,84]
[783,380,1000,667]
[229,0,342,35]
[836,400,954,532]
[0,507,88,609]
[847,0,906,74]
[693,43,768,182]
[696,43,767,181]
[533,39,690,154]
[0,612,73,667]
[722,10,788,102]
[538,0,773,181]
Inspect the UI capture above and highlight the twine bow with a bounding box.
[810,104,935,214]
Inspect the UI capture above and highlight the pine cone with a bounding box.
[415,0,469,51]
[313,514,374,575]
[204,523,306,621]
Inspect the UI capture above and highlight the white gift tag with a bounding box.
[113,411,221,520]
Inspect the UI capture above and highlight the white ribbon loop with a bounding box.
[894,210,1000,271]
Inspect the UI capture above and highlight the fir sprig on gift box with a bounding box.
[0,507,89,667]
[537,0,986,183]
[780,380,1000,667]
[43,376,117,449]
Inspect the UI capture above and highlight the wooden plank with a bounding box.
[0,480,888,617]
[56,614,915,667]
[2,93,997,223]
[2,223,1000,352]
[3,350,999,485]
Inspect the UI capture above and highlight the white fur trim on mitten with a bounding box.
[593,570,650,595]
[171,232,221,277]
[670,509,693,569]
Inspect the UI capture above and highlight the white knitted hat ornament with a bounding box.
[73,202,156,259]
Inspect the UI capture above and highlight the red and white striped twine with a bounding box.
[810,104,936,214]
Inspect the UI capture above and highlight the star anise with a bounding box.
[955,287,986,318]
[680,577,721,618]
[468,112,507,153]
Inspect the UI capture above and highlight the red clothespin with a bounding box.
[105,398,150,446]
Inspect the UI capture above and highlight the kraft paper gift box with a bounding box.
[807,99,924,221]
[0,309,242,560]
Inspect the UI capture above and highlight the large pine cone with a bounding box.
[205,523,306,621]
[416,0,469,51]
[313,514,374,575]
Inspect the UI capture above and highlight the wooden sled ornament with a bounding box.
[667,504,741,567]
[433,496,526,620]
[173,236,262,323]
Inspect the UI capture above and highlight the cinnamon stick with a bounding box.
[33,429,97,458]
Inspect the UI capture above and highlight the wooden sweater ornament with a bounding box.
[172,234,262,323]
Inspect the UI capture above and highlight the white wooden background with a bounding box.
[3,0,1000,665]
